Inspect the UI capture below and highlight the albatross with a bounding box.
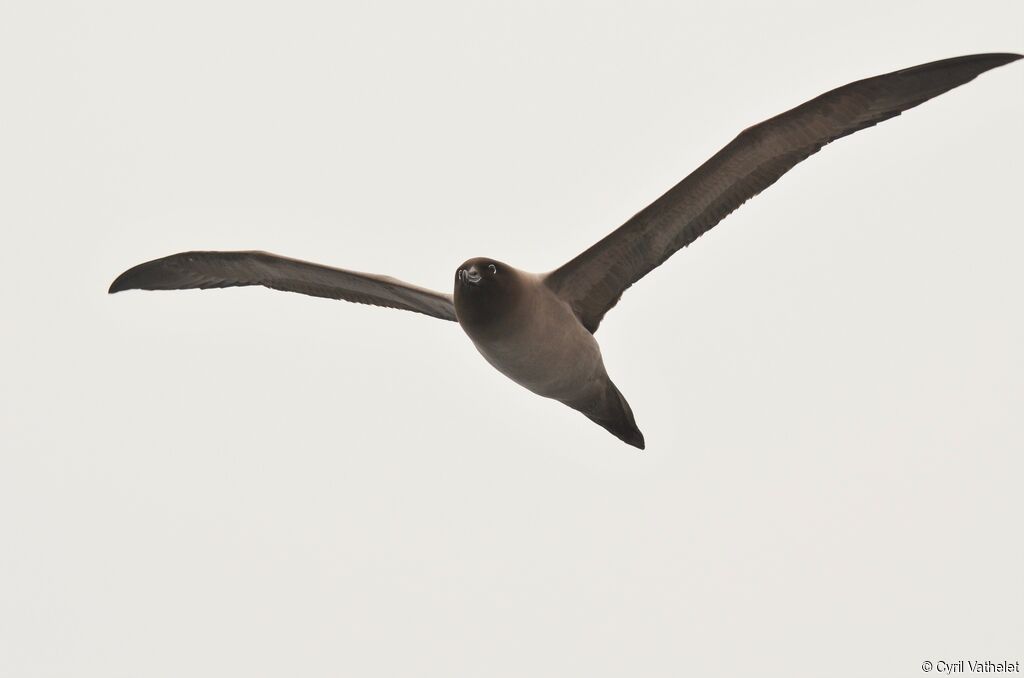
[110,53,1022,449]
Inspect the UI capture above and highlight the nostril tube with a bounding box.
[458,266,482,284]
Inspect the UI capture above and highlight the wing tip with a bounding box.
[888,52,1023,88]
[108,251,203,294]
[941,52,1023,77]
[108,269,134,294]
[938,52,1022,67]
[109,259,163,294]
[971,52,1023,73]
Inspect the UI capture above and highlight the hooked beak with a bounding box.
[459,266,482,285]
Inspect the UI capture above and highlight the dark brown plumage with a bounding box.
[110,53,1021,448]
[545,53,1023,332]
[109,250,457,321]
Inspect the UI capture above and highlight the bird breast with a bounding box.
[459,275,606,402]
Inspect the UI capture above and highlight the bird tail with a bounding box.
[580,380,645,450]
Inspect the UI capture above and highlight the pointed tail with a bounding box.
[580,380,645,450]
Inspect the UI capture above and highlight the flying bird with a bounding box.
[110,53,1021,449]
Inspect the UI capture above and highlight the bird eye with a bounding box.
[488,264,497,275]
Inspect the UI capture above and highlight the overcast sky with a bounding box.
[1,1,1022,676]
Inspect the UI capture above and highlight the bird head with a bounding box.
[453,257,524,327]
[454,258,506,290]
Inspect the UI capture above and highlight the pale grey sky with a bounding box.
[1,1,1021,676]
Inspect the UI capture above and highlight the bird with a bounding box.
[110,53,1021,450]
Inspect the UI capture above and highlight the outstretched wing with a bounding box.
[109,250,457,321]
[545,53,1022,333]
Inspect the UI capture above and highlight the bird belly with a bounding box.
[468,299,607,403]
